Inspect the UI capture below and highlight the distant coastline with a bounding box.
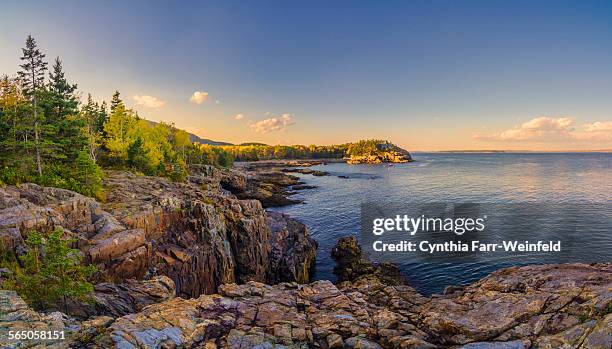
[413,149,612,153]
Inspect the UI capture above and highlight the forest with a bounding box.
[0,36,234,200]
[0,36,401,201]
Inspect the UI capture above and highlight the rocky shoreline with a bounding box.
[0,162,610,348]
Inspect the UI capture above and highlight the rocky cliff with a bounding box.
[0,165,317,300]
[1,166,610,349]
[1,238,610,348]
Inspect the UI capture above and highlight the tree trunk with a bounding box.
[34,98,42,176]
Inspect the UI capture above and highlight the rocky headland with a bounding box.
[0,164,610,349]
[345,141,413,164]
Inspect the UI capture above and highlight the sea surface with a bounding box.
[269,153,612,295]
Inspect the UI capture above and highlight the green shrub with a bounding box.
[2,229,97,312]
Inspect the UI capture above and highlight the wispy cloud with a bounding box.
[189,91,209,104]
[583,121,612,133]
[234,113,244,120]
[474,116,612,142]
[132,95,166,108]
[248,113,295,133]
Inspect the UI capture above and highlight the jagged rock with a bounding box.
[1,262,610,348]
[282,168,329,176]
[331,236,406,286]
[0,290,76,349]
[266,212,317,284]
[0,170,316,302]
[66,276,176,318]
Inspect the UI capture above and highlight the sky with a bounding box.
[1,0,612,151]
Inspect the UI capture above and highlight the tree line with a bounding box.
[221,140,401,161]
[0,35,234,200]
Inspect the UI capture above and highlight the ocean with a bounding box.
[269,152,612,295]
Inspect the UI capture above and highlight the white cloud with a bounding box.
[475,116,575,141]
[189,91,209,104]
[132,95,166,108]
[234,113,244,120]
[474,116,612,143]
[249,113,295,133]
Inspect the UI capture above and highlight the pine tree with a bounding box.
[110,90,121,113]
[17,35,48,176]
[47,57,78,119]
[74,149,104,199]
[44,57,85,162]
[5,229,96,312]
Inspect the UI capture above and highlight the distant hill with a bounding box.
[188,133,233,146]
[238,142,269,146]
[144,119,232,146]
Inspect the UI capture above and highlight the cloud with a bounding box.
[132,95,166,108]
[475,116,575,141]
[189,91,209,104]
[234,113,244,120]
[583,121,612,133]
[249,113,295,133]
[474,116,612,143]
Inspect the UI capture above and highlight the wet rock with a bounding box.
[282,168,329,176]
[291,184,317,190]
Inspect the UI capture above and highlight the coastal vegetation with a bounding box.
[0,35,409,205]
[0,36,234,200]
[221,139,411,163]
[0,228,96,312]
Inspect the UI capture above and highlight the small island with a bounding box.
[345,140,413,164]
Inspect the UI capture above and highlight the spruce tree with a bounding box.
[110,90,121,113]
[45,57,85,163]
[17,35,48,176]
[10,229,96,312]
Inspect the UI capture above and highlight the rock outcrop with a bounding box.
[266,212,317,284]
[345,142,412,164]
[92,263,612,348]
[0,167,317,301]
[66,276,176,318]
[1,254,610,348]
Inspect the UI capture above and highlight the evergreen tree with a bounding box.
[17,35,48,176]
[96,100,108,134]
[127,136,149,171]
[43,57,85,163]
[47,57,78,119]
[110,90,121,113]
[73,150,104,199]
[4,229,96,312]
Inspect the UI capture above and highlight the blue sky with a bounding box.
[1,0,611,150]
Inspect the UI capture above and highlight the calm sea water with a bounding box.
[269,153,611,295]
